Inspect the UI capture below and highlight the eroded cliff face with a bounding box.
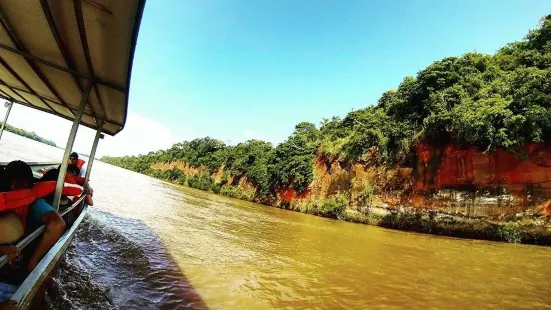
[151,162,202,176]
[270,142,551,221]
[151,142,551,220]
[410,142,551,218]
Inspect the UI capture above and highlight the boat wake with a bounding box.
[44,210,206,310]
[44,257,115,310]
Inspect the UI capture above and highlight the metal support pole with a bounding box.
[52,83,92,210]
[0,101,13,140]
[84,121,103,186]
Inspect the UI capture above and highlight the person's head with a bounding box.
[5,160,34,190]
[68,152,79,166]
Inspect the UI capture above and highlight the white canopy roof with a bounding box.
[0,0,146,135]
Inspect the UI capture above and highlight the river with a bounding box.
[1,132,551,309]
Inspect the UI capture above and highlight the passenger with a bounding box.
[54,152,86,185]
[40,164,93,206]
[67,152,85,178]
[0,167,20,265]
[3,161,66,271]
[38,151,85,179]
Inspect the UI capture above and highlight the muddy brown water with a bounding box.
[1,132,551,309]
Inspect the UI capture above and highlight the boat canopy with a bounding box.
[0,0,146,136]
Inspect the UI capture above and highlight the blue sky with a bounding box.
[3,0,550,156]
[127,0,550,147]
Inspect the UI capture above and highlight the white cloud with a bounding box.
[99,112,178,157]
[0,103,177,158]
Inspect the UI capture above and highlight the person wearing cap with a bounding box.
[67,153,94,205]
[39,151,94,206]
[67,152,86,178]
[38,151,85,179]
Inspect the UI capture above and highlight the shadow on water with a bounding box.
[44,210,208,310]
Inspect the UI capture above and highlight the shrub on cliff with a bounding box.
[290,193,349,219]
[496,222,523,243]
[147,169,171,180]
[357,185,374,212]
[187,173,214,191]
[320,193,349,219]
[219,185,255,201]
[167,168,186,184]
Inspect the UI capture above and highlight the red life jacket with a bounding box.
[76,159,85,169]
[73,159,86,185]
[0,181,83,230]
[64,173,86,186]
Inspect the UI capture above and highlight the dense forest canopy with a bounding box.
[103,15,551,197]
[0,121,56,147]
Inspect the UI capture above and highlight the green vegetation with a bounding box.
[0,121,56,147]
[288,192,349,219]
[103,16,551,205]
[219,185,255,201]
[187,173,214,191]
[357,185,374,210]
[496,222,523,243]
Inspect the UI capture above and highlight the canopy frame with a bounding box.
[52,82,91,210]
[0,43,124,92]
[0,100,12,140]
[84,121,103,187]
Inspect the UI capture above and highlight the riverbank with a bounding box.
[339,208,551,245]
[145,172,551,246]
[101,149,551,246]
[0,121,56,147]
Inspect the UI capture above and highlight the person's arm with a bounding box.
[27,200,66,271]
[85,187,94,206]
[0,245,18,264]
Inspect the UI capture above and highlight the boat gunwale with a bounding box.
[0,192,87,269]
[7,205,88,309]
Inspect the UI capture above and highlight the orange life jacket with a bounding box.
[76,159,85,169]
[0,181,83,230]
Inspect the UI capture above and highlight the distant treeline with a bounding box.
[103,15,551,199]
[0,121,56,147]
